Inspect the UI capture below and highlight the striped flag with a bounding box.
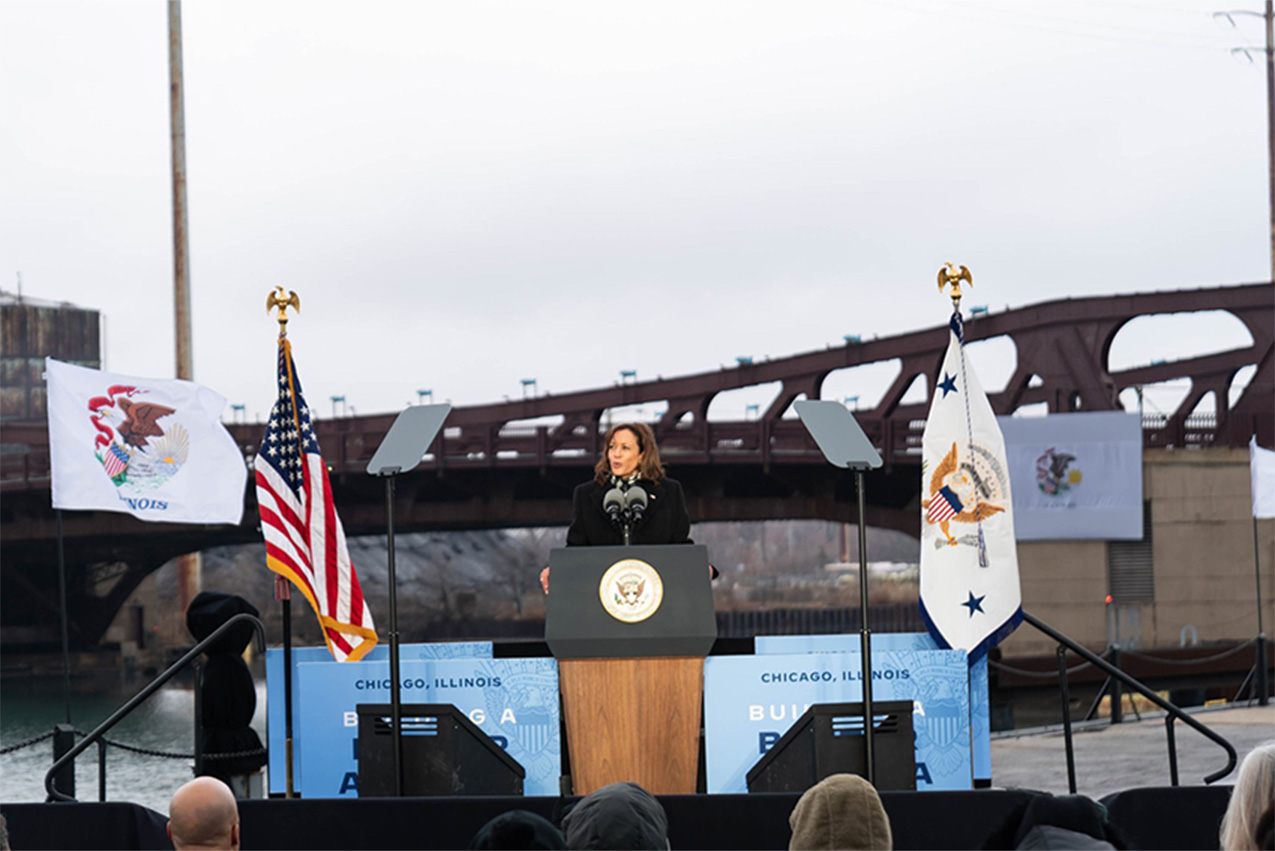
[255,337,377,662]
[919,311,1021,659]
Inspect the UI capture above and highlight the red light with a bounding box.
[1105,595,1113,604]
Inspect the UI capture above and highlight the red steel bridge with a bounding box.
[1,282,1270,647]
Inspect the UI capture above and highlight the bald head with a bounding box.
[167,777,240,851]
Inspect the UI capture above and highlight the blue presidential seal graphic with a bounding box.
[479,660,559,790]
[600,559,663,623]
[911,655,971,779]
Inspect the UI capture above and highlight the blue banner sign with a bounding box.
[265,642,493,795]
[704,649,971,793]
[295,656,560,797]
[753,633,990,784]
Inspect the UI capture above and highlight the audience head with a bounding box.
[562,782,669,850]
[788,773,892,851]
[1221,741,1275,851]
[470,810,566,850]
[167,776,240,851]
[1253,807,1275,851]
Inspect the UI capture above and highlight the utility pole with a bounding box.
[169,0,200,612]
[1267,0,1273,282]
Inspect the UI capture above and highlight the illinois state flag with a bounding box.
[919,313,1022,659]
[254,336,376,661]
[45,358,246,524]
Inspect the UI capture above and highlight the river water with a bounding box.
[0,677,266,816]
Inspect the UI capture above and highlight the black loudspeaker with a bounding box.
[746,701,916,793]
[356,703,525,797]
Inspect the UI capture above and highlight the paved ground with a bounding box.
[990,703,1275,799]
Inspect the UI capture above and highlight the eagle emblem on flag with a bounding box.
[921,442,1007,547]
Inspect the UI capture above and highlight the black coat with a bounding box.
[565,477,692,547]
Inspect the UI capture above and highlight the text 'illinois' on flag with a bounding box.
[919,311,1022,659]
[254,337,377,662]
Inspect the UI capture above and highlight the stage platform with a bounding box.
[1,784,1234,850]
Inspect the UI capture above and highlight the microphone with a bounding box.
[624,485,648,523]
[602,487,625,522]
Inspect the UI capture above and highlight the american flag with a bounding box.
[254,338,377,662]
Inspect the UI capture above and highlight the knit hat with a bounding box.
[562,782,669,850]
[788,773,893,851]
[470,810,566,850]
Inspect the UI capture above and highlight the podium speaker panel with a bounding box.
[357,703,524,797]
[746,701,916,792]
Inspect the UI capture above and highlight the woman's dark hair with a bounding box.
[593,422,665,486]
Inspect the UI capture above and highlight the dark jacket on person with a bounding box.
[981,793,1126,850]
[565,478,691,547]
[561,782,669,850]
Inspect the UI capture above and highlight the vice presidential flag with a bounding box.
[255,337,377,662]
[919,313,1022,659]
[45,358,246,524]
[1251,436,1275,519]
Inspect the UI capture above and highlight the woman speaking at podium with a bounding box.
[540,422,693,592]
[567,422,691,547]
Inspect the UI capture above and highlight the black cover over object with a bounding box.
[186,591,267,780]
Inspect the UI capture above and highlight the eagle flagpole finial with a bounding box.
[266,286,301,336]
[937,263,972,313]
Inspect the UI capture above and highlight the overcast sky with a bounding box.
[1,0,1267,423]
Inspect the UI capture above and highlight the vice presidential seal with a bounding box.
[599,559,663,623]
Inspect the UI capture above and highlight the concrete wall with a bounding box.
[1001,447,1274,656]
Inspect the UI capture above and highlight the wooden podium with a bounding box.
[546,545,717,795]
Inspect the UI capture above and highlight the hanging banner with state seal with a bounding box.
[997,411,1143,540]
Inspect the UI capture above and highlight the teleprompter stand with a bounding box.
[546,544,716,795]
[365,403,451,797]
[794,400,884,784]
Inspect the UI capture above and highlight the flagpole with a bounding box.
[1254,514,1269,706]
[56,510,72,726]
[267,290,301,796]
[276,576,295,796]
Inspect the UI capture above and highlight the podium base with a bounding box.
[559,656,703,795]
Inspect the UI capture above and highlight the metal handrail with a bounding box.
[1024,611,1237,788]
[44,612,266,802]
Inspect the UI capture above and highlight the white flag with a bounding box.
[1251,436,1275,519]
[920,313,1021,658]
[46,358,246,524]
